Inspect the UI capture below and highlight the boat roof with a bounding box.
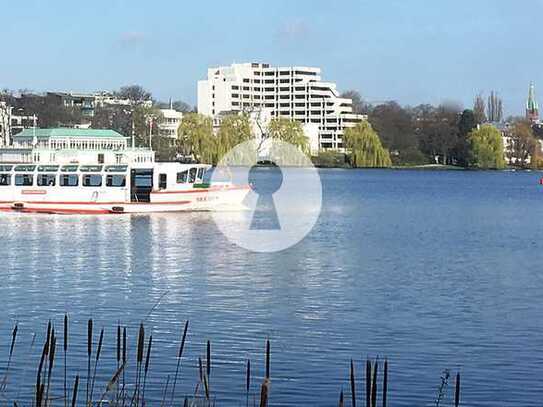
[14,128,126,139]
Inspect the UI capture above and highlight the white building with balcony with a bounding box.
[158,108,183,138]
[0,128,154,164]
[197,62,365,151]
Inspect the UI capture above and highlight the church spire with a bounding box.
[526,82,539,123]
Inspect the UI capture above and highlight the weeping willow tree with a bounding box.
[265,117,310,165]
[216,113,254,165]
[468,124,505,169]
[343,122,392,167]
[177,113,216,164]
[267,117,310,154]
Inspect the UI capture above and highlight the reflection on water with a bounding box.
[1,170,543,405]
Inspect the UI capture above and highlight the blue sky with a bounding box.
[1,0,541,115]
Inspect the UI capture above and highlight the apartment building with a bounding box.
[197,62,365,150]
[158,108,183,138]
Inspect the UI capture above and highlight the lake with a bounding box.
[1,169,543,406]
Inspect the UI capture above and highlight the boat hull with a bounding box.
[0,186,251,214]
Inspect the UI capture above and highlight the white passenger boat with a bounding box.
[0,128,250,214]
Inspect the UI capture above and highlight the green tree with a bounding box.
[177,113,215,164]
[132,105,163,147]
[469,124,505,169]
[155,100,193,112]
[418,104,460,164]
[343,121,392,167]
[340,90,371,115]
[216,114,253,161]
[267,117,309,154]
[153,135,177,161]
[509,120,539,168]
[114,85,152,104]
[368,101,419,163]
[453,109,477,166]
[473,93,487,124]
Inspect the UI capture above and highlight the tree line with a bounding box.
[2,86,541,169]
[341,90,542,169]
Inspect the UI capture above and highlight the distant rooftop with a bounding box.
[14,128,126,139]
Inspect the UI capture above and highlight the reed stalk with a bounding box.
[36,339,48,406]
[170,320,189,406]
[265,340,270,380]
[141,335,153,406]
[44,333,57,405]
[87,318,93,405]
[245,358,251,406]
[122,326,127,407]
[64,314,68,407]
[90,328,104,404]
[116,323,121,404]
[350,359,356,407]
[203,371,210,400]
[132,323,145,406]
[198,357,204,389]
[371,359,378,407]
[258,378,269,407]
[365,359,371,407]
[206,340,211,378]
[382,359,388,407]
[160,374,169,407]
[0,323,18,392]
[71,375,79,407]
[98,361,125,406]
[454,372,460,407]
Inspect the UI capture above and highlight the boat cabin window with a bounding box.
[0,165,13,172]
[80,165,103,172]
[105,165,128,173]
[197,168,205,181]
[61,165,78,172]
[106,175,126,187]
[0,174,11,186]
[82,174,102,187]
[60,174,79,187]
[15,174,33,186]
[37,174,56,187]
[159,174,167,189]
[177,170,188,183]
[189,168,197,183]
[38,165,59,172]
[14,165,36,172]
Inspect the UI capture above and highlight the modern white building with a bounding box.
[158,108,183,138]
[197,62,365,151]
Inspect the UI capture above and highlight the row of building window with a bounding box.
[247,70,318,77]
[232,85,317,92]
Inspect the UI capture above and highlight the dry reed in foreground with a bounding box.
[0,317,462,406]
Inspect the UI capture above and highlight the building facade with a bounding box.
[0,128,154,164]
[197,62,365,151]
[158,108,183,138]
[0,102,38,145]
